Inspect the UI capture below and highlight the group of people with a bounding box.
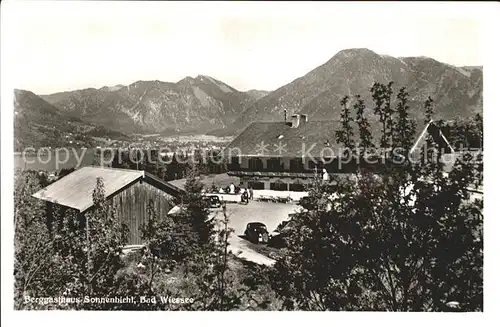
[240,186,253,204]
[214,182,254,204]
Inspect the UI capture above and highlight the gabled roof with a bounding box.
[223,121,348,158]
[223,119,436,158]
[143,172,186,197]
[32,166,185,212]
[410,120,454,154]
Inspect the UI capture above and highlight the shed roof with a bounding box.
[32,166,145,212]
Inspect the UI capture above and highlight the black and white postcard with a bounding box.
[1,1,498,326]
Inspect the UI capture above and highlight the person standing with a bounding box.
[322,168,330,181]
[249,186,254,200]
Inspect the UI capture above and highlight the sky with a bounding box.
[5,1,488,95]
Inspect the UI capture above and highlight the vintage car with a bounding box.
[203,195,222,208]
[244,222,270,244]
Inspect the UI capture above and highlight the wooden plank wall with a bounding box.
[111,180,174,245]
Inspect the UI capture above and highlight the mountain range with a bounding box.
[38,75,260,134]
[15,48,482,144]
[225,48,482,135]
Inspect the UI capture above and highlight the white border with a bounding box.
[1,1,498,326]
[481,0,500,317]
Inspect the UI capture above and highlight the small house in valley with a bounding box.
[32,166,185,245]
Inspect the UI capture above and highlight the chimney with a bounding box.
[291,114,300,128]
[300,114,308,125]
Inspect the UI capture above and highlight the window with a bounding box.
[228,156,240,170]
[289,182,305,192]
[289,158,304,172]
[307,159,324,171]
[248,181,265,190]
[267,158,283,171]
[248,158,264,171]
[270,180,288,191]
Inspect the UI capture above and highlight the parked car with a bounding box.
[203,195,222,208]
[244,222,270,244]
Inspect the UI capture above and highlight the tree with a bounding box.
[179,203,243,310]
[141,197,198,263]
[193,148,209,175]
[393,87,417,162]
[165,153,186,181]
[270,87,483,311]
[424,96,434,125]
[213,204,240,310]
[335,96,355,150]
[384,81,395,149]
[474,113,483,148]
[181,165,213,245]
[353,94,373,170]
[371,82,395,163]
[14,171,54,308]
[132,200,186,310]
[354,94,373,151]
[444,115,483,151]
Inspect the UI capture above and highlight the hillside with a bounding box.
[246,89,270,101]
[14,89,128,151]
[40,75,254,134]
[220,48,482,135]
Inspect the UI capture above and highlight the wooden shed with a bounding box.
[32,166,186,245]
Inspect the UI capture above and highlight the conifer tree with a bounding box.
[182,164,213,245]
[424,96,434,125]
[14,171,53,308]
